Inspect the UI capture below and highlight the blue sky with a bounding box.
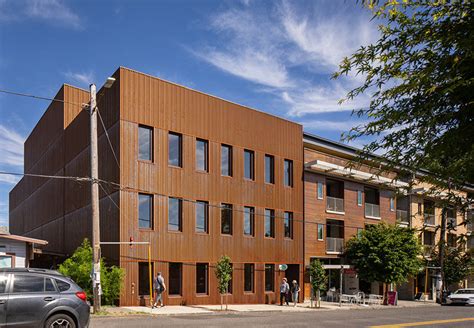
[0,0,379,227]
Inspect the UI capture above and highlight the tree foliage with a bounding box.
[309,259,327,308]
[428,244,474,288]
[334,0,474,197]
[345,223,422,285]
[215,255,233,310]
[58,239,125,305]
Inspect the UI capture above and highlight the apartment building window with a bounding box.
[265,264,274,292]
[244,263,254,292]
[423,231,435,246]
[447,208,456,230]
[423,200,435,226]
[396,196,409,224]
[284,159,293,187]
[244,206,255,236]
[284,212,293,239]
[265,155,275,184]
[196,139,209,172]
[317,224,324,241]
[168,197,182,231]
[139,262,153,296]
[264,209,275,238]
[244,150,255,180]
[221,203,233,235]
[168,132,182,167]
[138,125,153,161]
[227,264,233,294]
[221,144,233,177]
[196,201,209,233]
[138,193,153,229]
[168,262,182,295]
[196,263,208,294]
[326,179,344,213]
[326,219,344,253]
[390,197,395,212]
[364,187,380,218]
[317,182,324,200]
[357,190,363,206]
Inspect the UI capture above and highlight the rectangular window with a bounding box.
[265,264,274,292]
[243,206,255,236]
[390,197,395,212]
[138,262,153,296]
[357,190,363,206]
[317,182,324,200]
[227,264,233,294]
[138,193,153,229]
[317,224,324,241]
[265,155,275,184]
[168,262,182,296]
[196,201,209,233]
[221,203,233,235]
[196,263,208,294]
[168,132,182,167]
[284,159,293,187]
[11,275,55,293]
[196,139,208,172]
[244,149,255,180]
[168,197,182,232]
[244,263,254,292]
[221,144,233,176]
[264,209,275,238]
[284,212,293,239]
[138,125,153,161]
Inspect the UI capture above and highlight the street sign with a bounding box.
[279,264,288,271]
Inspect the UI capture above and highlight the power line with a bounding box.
[0,171,90,183]
[98,182,120,211]
[96,107,120,169]
[0,89,86,108]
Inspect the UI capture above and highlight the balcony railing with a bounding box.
[326,196,344,213]
[365,203,380,218]
[396,209,409,223]
[326,237,344,253]
[424,213,436,226]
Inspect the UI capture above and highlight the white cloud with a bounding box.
[300,119,369,132]
[25,0,81,29]
[0,125,24,168]
[63,70,95,87]
[193,1,378,116]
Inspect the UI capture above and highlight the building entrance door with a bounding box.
[285,264,300,302]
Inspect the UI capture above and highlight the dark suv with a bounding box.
[0,268,90,328]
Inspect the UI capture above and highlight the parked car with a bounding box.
[0,268,90,327]
[445,288,474,306]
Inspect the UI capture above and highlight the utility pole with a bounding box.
[90,83,101,313]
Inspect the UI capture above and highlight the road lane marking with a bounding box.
[370,317,474,328]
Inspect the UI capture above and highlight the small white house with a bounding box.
[0,232,48,268]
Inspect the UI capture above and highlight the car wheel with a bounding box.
[45,313,76,328]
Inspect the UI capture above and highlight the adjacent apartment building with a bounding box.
[9,67,304,306]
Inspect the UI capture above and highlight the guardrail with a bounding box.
[327,196,344,213]
[396,209,409,223]
[326,237,344,253]
[365,203,380,218]
[424,213,435,226]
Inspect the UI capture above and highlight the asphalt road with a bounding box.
[90,305,474,327]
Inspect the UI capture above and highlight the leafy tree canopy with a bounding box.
[334,0,474,198]
[58,239,125,305]
[345,223,423,285]
[309,259,328,294]
[215,255,233,294]
[428,243,474,288]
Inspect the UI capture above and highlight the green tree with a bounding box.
[308,259,327,308]
[428,244,474,289]
[58,239,125,305]
[215,255,233,310]
[345,223,422,303]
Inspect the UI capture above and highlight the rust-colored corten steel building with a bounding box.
[9,67,304,306]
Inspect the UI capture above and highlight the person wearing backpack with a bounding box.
[153,272,166,308]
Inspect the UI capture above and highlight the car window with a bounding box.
[0,275,7,293]
[455,289,474,294]
[12,275,54,293]
[45,278,56,292]
[55,279,71,292]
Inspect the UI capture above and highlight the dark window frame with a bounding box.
[168,262,182,296]
[138,193,153,230]
[244,149,255,180]
[168,197,183,232]
[196,138,209,173]
[284,159,293,187]
[243,206,255,237]
[244,263,255,293]
[196,263,209,295]
[168,132,183,167]
[264,264,275,292]
[284,211,293,239]
[195,200,209,234]
[221,203,233,235]
[264,154,275,184]
[264,209,275,238]
[138,125,153,162]
[221,144,233,177]
[138,262,153,296]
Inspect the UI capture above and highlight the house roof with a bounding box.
[0,234,48,246]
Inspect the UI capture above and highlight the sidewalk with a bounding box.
[101,299,438,316]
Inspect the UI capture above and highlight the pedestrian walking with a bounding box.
[279,278,290,306]
[153,272,166,308]
[291,280,300,307]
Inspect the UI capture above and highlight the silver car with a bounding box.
[445,288,474,306]
[0,268,90,327]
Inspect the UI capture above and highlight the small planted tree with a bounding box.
[345,223,422,304]
[58,239,125,305]
[428,245,474,290]
[215,255,233,310]
[309,259,327,308]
